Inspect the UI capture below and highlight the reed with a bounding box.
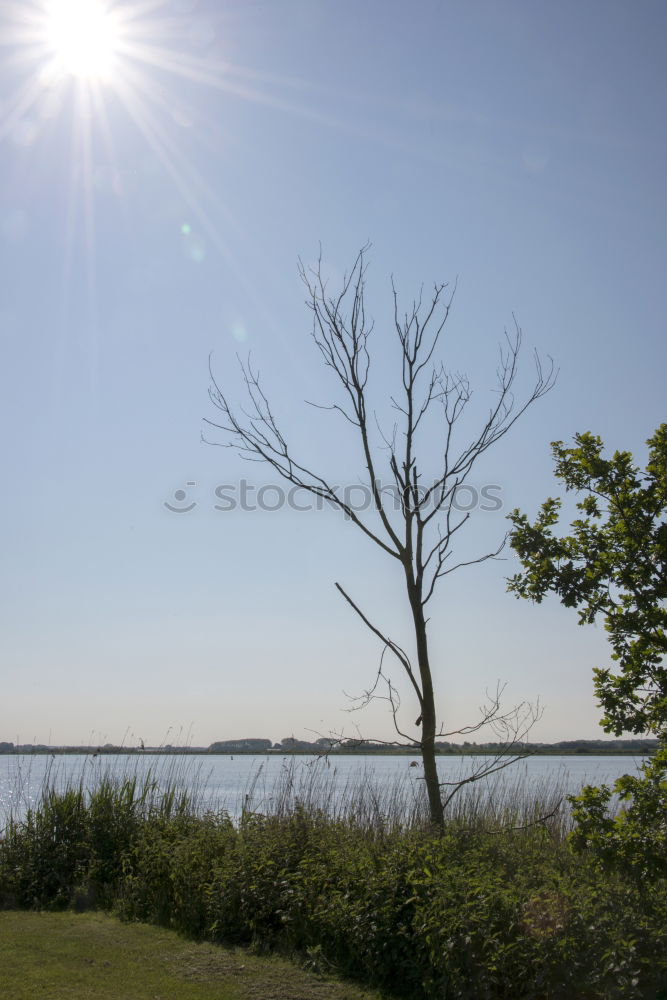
[239,754,569,838]
[2,756,663,999]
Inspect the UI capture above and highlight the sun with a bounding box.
[43,0,120,80]
[3,0,322,290]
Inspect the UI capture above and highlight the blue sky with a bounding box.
[1,0,665,746]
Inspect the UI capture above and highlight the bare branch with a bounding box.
[335,582,423,707]
[484,800,564,835]
[344,648,418,745]
[206,354,402,560]
[205,248,554,829]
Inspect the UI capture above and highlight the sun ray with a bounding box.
[87,76,131,228]
[0,0,380,344]
[113,69,232,244]
[112,64,291,335]
[0,77,48,143]
[115,36,351,133]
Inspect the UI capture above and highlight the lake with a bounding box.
[0,752,648,831]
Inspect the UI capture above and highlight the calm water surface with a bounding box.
[0,753,647,831]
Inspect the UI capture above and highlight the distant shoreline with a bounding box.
[0,739,657,758]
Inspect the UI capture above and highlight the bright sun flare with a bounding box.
[44,0,119,80]
[4,0,299,279]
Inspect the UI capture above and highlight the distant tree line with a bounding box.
[0,737,658,756]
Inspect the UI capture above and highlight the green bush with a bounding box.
[2,779,667,999]
[568,745,667,881]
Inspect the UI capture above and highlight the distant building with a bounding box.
[208,739,273,753]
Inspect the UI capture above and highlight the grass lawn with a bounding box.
[0,911,385,1000]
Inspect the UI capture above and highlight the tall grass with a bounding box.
[0,751,212,836]
[240,754,569,837]
[1,759,664,999]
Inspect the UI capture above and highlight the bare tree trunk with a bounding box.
[415,640,444,828]
[405,567,444,828]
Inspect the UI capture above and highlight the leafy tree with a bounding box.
[507,425,667,737]
[508,426,667,876]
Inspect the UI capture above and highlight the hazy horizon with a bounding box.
[1,735,659,750]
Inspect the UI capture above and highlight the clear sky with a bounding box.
[1,0,665,747]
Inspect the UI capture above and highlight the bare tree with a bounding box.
[205,247,555,828]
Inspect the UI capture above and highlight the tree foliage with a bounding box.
[568,744,667,880]
[507,425,667,737]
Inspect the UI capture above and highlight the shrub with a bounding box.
[2,774,667,998]
[568,745,667,880]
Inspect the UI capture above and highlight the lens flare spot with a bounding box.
[181,227,206,263]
